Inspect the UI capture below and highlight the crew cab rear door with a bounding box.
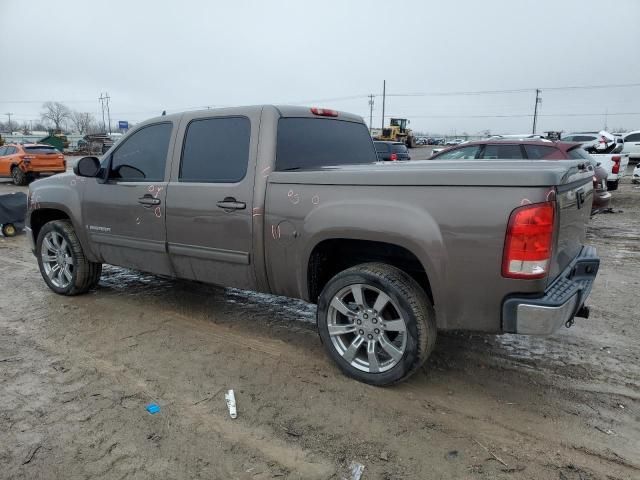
[164,109,259,290]
[81,121,177,276]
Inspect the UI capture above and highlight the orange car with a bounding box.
[0,143,66,185]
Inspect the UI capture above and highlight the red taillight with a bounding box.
[22,155,34,164]
[390,153,398,161]
[611,155,620,174]
[310,107,338,117]
[502,201,555,279]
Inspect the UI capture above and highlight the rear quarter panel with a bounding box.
[265,181,553,332]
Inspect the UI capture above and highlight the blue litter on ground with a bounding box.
[146,403,160,414]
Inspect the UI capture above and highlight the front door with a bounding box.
[82,121,177,275]
[165,111,258,289]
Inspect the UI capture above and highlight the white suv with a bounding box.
[620,130,640,161]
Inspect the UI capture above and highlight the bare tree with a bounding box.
[41,102,71,132]
[70,111,95,135]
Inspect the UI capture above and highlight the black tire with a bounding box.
[36,220,102,295]
[607,180,619,191]
[11,166,27,186]
[317,262,436,386]
[2,223,17,237]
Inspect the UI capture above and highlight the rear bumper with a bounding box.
[502,246,599,335]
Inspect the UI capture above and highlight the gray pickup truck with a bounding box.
[27,105,599,385]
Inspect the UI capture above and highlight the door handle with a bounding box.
[138,194,161,207]
[216,197,246,211]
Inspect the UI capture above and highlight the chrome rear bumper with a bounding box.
[502,246,599,335]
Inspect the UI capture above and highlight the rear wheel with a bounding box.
[607,180,619,191]
[11,166,27,186]
[317,263,436,385]
[36,220,102,295]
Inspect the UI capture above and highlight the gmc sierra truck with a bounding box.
[27,105,599,385]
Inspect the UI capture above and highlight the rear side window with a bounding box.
[434,145,480,159]
[524,145,563,159]
[391,144,408,153]
[276,118,377,171]
[625,133,640,142]
[180,117,250,183]
[482,144,524,159]
[109,123,172,181]
[0,147,6,156]
[5,146,17,155]
[24,146,58,154]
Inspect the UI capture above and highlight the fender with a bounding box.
[301,198,449,328]
[28,172,101,262]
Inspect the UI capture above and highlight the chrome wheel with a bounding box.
[328,284,407,373]
[41,231,74,288]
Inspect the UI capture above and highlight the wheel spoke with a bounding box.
[57,266,65,285]
[328,323,357,336]
[350,284,365,307]
[379,335,403,362]
[367,341,380,373]
[41,254,57,263]
[373,291,391,313]
[59,238,68,254]
[342,335,364,364]
[383,319,406,333]
[51,232,61,248]
[330,297,356,317]
[63,265,73,282]
[43,236,56,252]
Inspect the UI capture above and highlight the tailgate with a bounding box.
[27,153,65,169]
[548,168,594,283]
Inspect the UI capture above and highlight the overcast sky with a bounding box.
[1,0,639,135]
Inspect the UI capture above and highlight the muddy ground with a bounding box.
[0,169,638,480]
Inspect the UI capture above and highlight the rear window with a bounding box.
[391,144,408,153]
[571,135,597,142]
[276,118,377,171]
[374,143,389,153]
[524,145,563,160]
[24,146,58,154]
[567,146,593,161]
[482,144,524,159]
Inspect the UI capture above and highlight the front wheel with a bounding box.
[317,263,436,385]
[2,223,17,237]
[36,220,102,295]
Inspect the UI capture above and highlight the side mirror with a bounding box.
[74,156,101,177]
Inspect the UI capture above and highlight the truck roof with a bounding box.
[140,105,364,125]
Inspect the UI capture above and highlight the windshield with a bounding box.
[276,118,377,171]
[24,146,58,154]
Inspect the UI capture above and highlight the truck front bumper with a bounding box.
[502,246,599,335]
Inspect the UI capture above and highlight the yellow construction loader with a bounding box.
[374,118,416,147]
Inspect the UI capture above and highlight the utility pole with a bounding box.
[381,80,386,130]
[532,88,541,134]
[5,112,13,131]
[368,94,375,132]
[98,93,106,133]
[105,92,112,134]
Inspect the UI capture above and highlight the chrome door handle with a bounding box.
[138,195,161,206]
[216,197,246,211]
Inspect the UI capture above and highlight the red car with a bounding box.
[429,139,611,213]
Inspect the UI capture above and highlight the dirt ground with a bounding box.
[0,168,638,480]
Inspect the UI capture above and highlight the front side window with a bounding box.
[109,123,172,181]
[434,145,480,159]
[180,117,251,183]
[276,118,377,171]
[482,144,524,159]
